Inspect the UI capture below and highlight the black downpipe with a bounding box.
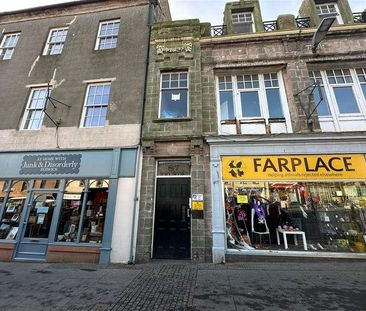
[128,0,154,264]
[140,0,154,144]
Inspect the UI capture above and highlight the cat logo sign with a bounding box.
[222,154,366,180]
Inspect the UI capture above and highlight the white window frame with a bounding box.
[216,71,292,134]
[20,87,49,130]
[95,19,120,50]
[231,12,255,32]
[0,33,21,60]
[43,27,69,56]
[315,3,343,24]
[309,69,366,132]
[159,72,189,119]
[80,82,112,128]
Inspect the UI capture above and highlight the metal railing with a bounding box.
[296,17,311,28]
[209,12,366,37]
[211,25,227,37]
[262,17,310,32]
[263,20,277,32]
[353,12,366,23]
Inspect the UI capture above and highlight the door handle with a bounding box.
[187,208,191,218]
[30,239,40,243]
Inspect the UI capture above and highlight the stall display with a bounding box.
[224,181,366,253]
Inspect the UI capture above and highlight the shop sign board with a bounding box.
[221,154,366,180]
[19,154,82,175]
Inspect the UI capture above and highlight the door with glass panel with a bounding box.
[15,191,57,261]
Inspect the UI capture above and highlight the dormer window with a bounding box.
[316,3,343,25]
[231,11,255,33]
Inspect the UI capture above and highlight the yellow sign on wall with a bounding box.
[192,201,204,210]
[222,154,366,180]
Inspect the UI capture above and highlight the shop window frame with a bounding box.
[54,179,110,245]
[43,27,69,56]
[0,179,28,241]
[0,32,20,60]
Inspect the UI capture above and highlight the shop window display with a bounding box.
[24,192,57,239]
[56,179,109,244]
[56,180,85,242]
[0,180,28,240]
[224,181,366,253]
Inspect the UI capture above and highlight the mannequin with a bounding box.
[251,199,271,246]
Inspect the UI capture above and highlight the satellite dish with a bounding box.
[311,17,336,53]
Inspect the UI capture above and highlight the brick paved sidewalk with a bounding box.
[0,261,365,311]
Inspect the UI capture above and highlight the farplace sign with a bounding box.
[221,154,366,180]
[19,154,82,175]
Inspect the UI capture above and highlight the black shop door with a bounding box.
[153,178,191,259]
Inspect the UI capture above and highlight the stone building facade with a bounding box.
[136,20,212,263]
[138,0,366,263]
[0,0,169,264]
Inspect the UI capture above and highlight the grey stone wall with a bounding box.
[136,19,212,263]
[201,26,366,135]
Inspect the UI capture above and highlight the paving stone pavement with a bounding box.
[0,261,365,311]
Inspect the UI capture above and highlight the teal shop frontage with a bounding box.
[0,148,139,264]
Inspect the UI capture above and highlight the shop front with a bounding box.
[0,148,138,264]
[208,135,366,263]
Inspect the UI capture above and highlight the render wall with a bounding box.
[0,1,150,150]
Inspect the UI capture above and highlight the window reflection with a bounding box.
[56,180,85,242]
[34,179,60,189]
[55,179,109,244]
[80,180,109,243]
[0,180,28,240]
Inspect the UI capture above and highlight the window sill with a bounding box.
[153,117,192,123]
[41,54,62,57]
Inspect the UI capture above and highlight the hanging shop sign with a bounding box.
[19,154,82,175]
[221,154,366,180]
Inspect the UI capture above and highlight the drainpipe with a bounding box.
[128,0,154,264]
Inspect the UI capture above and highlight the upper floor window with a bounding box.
[316,3,343,25]
[0,33,20,60]
[356,68,366,99]
[159,72,188,119]
[232,11,254,33]
[43,27,68,55]
[95,19,120,50]
[81,83,111,127]
[309,68,366,132]
[217,72,291,134]
[21,88,48,130]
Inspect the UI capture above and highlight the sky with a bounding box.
[0,0,365,25]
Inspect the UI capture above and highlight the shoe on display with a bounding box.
[317,243,325,250]
[309,244,317,251]
[238,241,255,250]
